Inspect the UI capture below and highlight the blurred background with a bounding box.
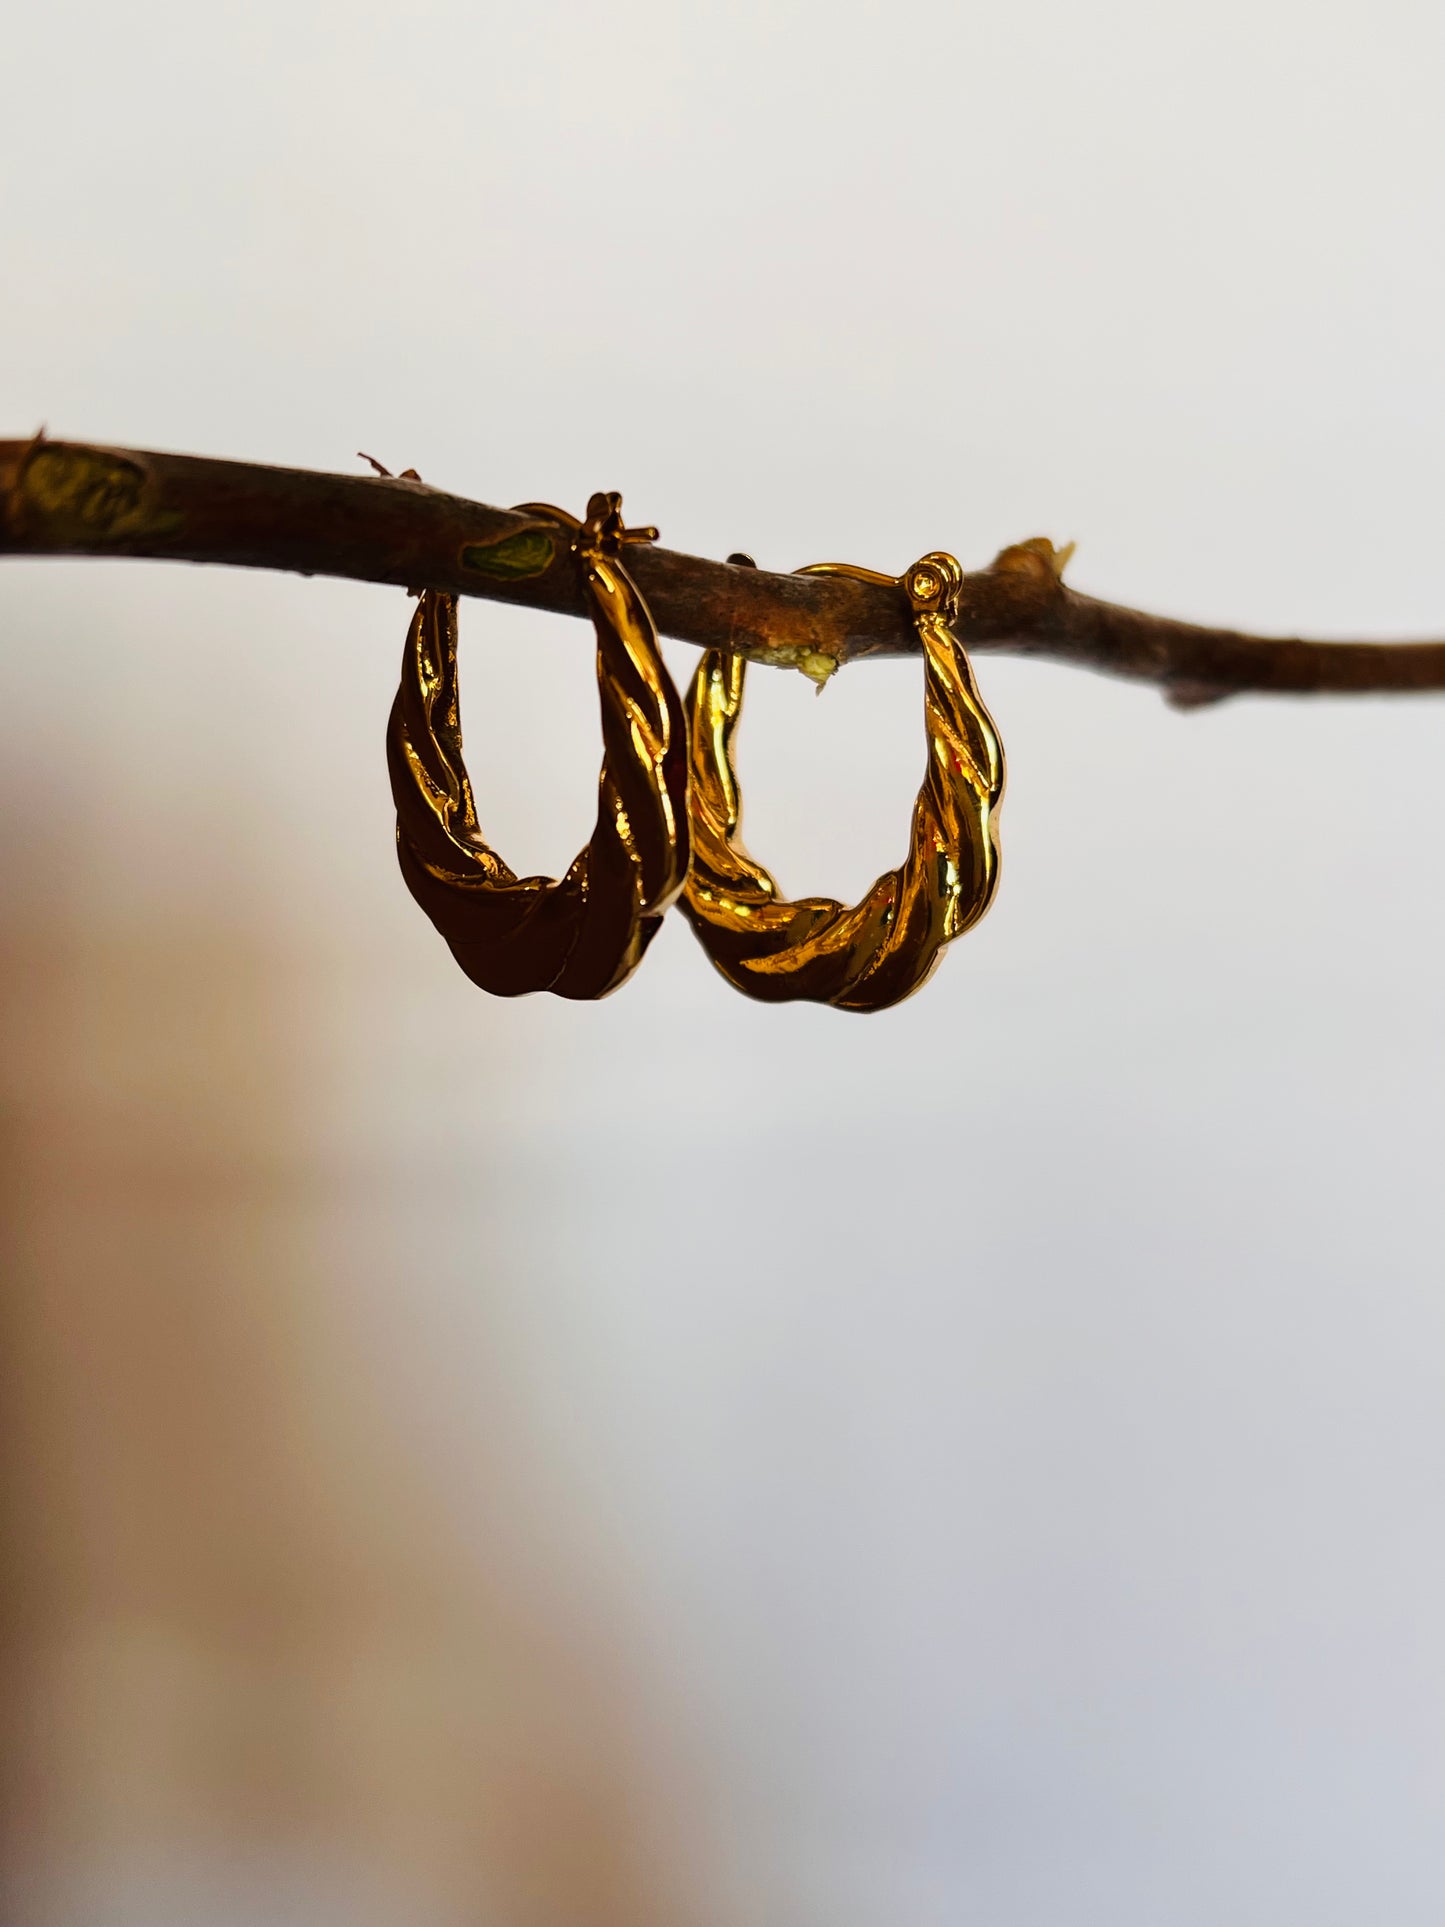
[3,1,1444,1921]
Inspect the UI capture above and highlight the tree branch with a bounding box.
[4,436,1445,705]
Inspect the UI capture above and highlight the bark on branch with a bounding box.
[4,436,1445,705]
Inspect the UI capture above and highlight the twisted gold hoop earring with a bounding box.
[680,551,1004,1012]
[387,491,689,999]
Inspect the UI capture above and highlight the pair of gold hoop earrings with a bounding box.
[386,492,1005,1013]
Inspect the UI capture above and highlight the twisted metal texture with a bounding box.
[680,552,1006,1012]
[386,492,690,999]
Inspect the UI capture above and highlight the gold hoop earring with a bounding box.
[680,551,1004,1012]
[387,491,690,999]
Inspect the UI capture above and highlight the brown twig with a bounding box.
[4,435,1445,704]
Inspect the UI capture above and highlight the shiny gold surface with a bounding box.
[387,492,689,998]
[680,552,1005,1011]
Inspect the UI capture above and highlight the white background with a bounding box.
[3,2,1444,1922]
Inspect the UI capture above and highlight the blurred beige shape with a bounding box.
[0,808,684,1927]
